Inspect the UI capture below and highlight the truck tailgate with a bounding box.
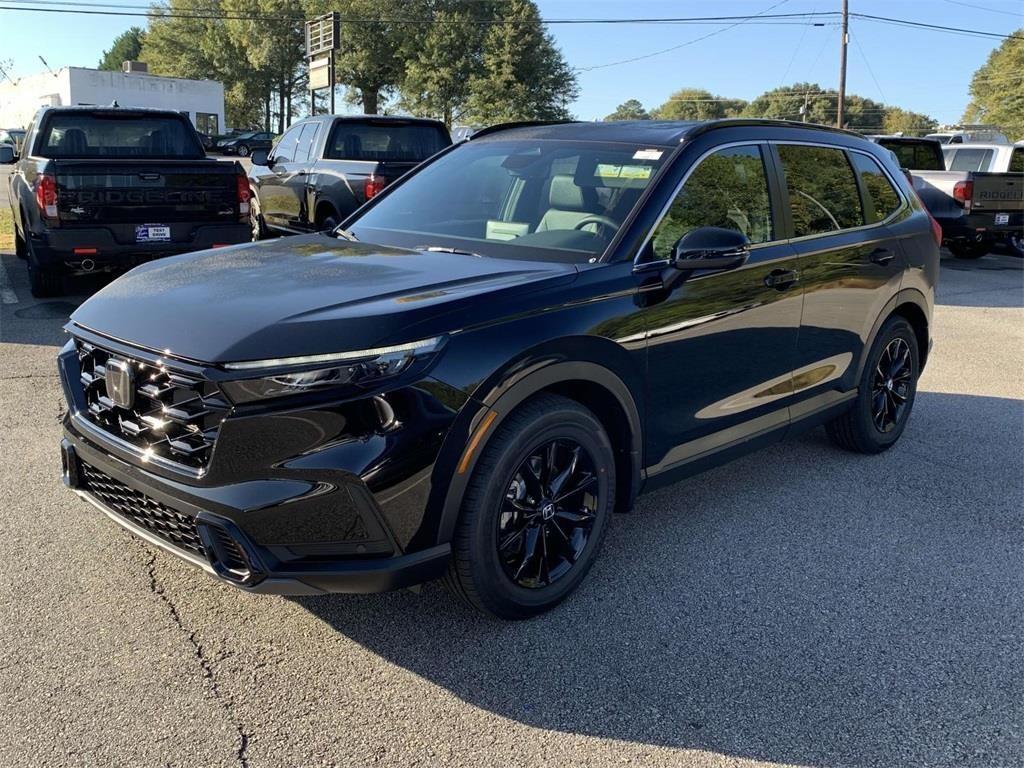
[971,172,1024,212]
[54,160,240,242]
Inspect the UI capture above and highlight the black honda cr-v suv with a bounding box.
[59,120,939,619]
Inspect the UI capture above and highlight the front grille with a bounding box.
[80,462,205,558]
[75,339,229,471]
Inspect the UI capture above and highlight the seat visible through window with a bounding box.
[537,175,601,232]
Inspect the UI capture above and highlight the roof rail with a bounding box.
[469,120,580,140]
[685,118,867,141]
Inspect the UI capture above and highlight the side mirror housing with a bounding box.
[672,226,750,272]
[250,149,269,166]
[0,145,15,164]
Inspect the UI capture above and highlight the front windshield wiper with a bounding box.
[416,245,484,258]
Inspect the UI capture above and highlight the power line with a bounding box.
[849,12,1021,40]
[939,0,1024,18]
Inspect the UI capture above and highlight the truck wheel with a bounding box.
[825,316,919,454]
[26,241,64,298]
[237,144,250,157]
[320,214,339,232]
[1009,234,1024,259]
[948,241,987,259]
[444,394,615,620]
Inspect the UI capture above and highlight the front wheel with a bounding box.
[826,316,919,454]
[237,144,250,157]
[444,394,616,619]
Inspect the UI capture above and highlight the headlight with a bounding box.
[220,337,445,401]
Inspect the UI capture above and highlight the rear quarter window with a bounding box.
[850,153,902,223]
[945,148,994,172]
[777,144,864,237]
[1010,148,1024,174]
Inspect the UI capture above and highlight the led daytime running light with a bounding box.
[223,337,443,371]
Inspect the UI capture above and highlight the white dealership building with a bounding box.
[0,64,226,134]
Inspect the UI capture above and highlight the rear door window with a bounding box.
[325,122,449,162]
[945,148,994,172]
[777,144,864,237]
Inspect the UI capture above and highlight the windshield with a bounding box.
[348,139,670,263]
[38,113,204,159]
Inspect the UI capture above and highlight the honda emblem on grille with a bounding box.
[105,358,135,410]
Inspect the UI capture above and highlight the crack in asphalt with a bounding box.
[144,549,251,768]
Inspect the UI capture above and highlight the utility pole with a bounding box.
[837,0,849,128]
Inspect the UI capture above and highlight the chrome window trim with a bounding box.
[633,137,912,269]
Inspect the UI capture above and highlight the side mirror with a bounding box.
[672,227,750,272]
[0,145,15,164]
[250,149,269,166]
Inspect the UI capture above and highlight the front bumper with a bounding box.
[60,436,451,595]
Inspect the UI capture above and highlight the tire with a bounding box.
[14,220,27,260]
[948,241,987,259]
[825,316,919,454]
[1008,234,1024,259]
[26,238,64,298]
[237,144,250,157]
[319,213,339,232]
[444,393,616,620]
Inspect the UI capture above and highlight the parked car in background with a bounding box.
[906,142,1023,258]
[925,128,1010,145]
[868,135,945,173]
[2,105,252,296]
[219,130,274,157]
[248,115,451,237]
[59,119,937,619]
[0,128,26,154]
[947,143,1024,258]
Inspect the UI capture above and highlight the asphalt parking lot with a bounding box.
[0,246,1021,767]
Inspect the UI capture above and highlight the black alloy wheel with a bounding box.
[237,144,250,157]
[826,315,919,454]
[444,393,616,619]
[870,337,913,433]
[497,438,599,589]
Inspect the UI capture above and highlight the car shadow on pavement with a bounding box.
[295,391,1023,768]
[938,252,1023,309]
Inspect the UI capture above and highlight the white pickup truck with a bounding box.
[910,142,1024,258]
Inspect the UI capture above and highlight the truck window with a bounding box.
[38,113,204,158]
[325,122,449,162]
[877,140,943,171]
[270,125,302,163]
[945,148,994,172]
[295,123,321,162]
[777,144,864,237]
[1010,148,1024,174]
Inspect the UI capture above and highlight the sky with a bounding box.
[0,0,1021,126]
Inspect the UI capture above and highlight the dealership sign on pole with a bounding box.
[305,12,339,115]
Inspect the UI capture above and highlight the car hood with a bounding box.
[70,234,578,365]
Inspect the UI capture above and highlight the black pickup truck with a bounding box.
[3,106,252,296]
[248,115,451,237]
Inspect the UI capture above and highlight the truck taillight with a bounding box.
[953,180,973,210]
[236,173,251,221]
[35,173,58,219]
[364,174,386,200]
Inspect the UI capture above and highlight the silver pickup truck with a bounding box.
[248,115,451,238]
[911,142,1023,258]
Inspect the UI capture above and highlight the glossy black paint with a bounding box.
[61,119,938,595]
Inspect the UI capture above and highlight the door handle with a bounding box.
[764,268,800,290]
[869,247,895,265]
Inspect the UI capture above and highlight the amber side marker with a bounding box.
[457,410,498,475]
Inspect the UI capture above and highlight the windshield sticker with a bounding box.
[595,164,653,180]
[633,149,663,161]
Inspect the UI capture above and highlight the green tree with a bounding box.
[605,99,649,121]
[963,31,1024,140]
[400,0,493,126]
[464,0,578,124]
[652,88,748,121]
[882,106,937,136]
[98,27,147,71]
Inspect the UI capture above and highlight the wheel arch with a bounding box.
[432,360,643,548]
[858,287,931,380]
[314,199,341,227]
